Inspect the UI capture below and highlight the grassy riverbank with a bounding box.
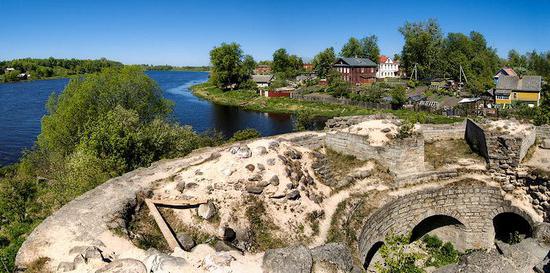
[191,82,462,124]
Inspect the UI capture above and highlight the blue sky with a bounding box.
[1,0,549,66]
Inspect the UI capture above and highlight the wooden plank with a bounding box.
[144,199,180,250]
[150,198,207,207]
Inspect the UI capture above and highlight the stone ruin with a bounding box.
[13,115,550,273]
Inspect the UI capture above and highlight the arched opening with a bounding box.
[363,241,384,270]
[493,212,532,243]
[410,215,465,243]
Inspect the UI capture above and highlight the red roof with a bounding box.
[379,55,388,63]
[502,67,518,77]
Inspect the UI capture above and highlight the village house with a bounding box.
[494,75,542,107]
[303,63,313,71]
[333,57,377,84]
[376,55,399,78]
[254,64,271,75]
[252,74,274,88]
[4,67,15,73]
[494,67,517,84]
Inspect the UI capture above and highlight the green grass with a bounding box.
[191,82,462,124]
[244,196,286,252]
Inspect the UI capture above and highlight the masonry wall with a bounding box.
[325,131,425,178]
[465,119,489,161]
[358,180,538,267]
[421,121,466,142]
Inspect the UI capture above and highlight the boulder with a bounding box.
[176,181,186,192]
[197,201,217,220]
[246,184,265,194]
[255,146,268,155]
[230,145,252,158]
[176,232,196,251]
[95,259,147,273]
[144,251,187,273]
[541,139,550,149]
[257,163,266,171]
[286,190,301,200]
[245,164,255,172]
[267,158,277,166]
[534,257,549,273]
[268,141,280,150]
[262,245,312,273]
[213,240,238,252]
[269,175,280,186]
[310,243,354,272]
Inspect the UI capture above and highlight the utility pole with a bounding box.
[410,63,418,81]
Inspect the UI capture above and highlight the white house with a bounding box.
[376,55,399,78]
[252,74,274,88]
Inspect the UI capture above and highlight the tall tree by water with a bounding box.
[272,48,303,79]
[209,42,254,90]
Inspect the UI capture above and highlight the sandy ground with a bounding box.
[486,119,534,137]
[339,119,400,146]
[523,147,550,172]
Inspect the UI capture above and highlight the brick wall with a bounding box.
[421,121,466,142]
[536,125,550,140]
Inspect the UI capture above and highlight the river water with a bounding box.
[0,71,294,166]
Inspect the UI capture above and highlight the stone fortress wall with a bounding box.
[357,180,539,268]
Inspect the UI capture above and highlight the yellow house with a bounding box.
[494,75,542,108]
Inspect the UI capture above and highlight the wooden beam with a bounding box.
[150,198,207,208]
[144,199,180,250]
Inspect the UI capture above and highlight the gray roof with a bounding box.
[496,75,542,92]
[252,74,274,83]
[334,57,377,67]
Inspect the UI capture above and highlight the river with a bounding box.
[0,71,294,166]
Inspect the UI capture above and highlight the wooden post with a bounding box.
[144,198,208,251]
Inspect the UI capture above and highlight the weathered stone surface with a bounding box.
[311,243,354,272]
[197,201,217,220]
[534,222,550,245]
[495,239,549,270]
[266,158,276,166]
[176,232,196,251]
[541,139,550,149]
[213,240,238,252]
[95,259,146,273]
[221,226,236,242]
[57,261,75,272]
[203,252,236,272]
[262,245,312,273]
[176,181,186,192]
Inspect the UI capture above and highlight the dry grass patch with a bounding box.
[425,139,483,169]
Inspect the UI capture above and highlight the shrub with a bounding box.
[229,128,261,142]
[375,233,424,273]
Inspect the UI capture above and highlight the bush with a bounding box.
[229,128,261,142]
[375,233,424,273]
[422,235,459,268]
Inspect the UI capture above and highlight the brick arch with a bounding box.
[358,180,541,269]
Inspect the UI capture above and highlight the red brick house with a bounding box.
[333,57,378,84]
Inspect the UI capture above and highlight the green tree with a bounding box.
[272,48,303,79]
[399,18,444,78]
[209,42,253,90]
[390,86,408,106]
[340,37,364,58]
[362,35,380,63]
[312,47,336,78]
[229,128,261,142]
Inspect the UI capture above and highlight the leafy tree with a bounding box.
[312,47,336,78]
[399,18,444,79]
[362,35,380,63]
[272,48,303,79]
[209,42,254,90]
[327,70,351,98]
[390,86,408,106]
[340,37,364,58]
